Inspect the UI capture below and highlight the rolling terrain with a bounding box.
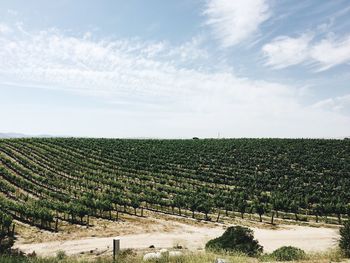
[0,138,349,234]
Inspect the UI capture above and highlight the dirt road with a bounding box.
[15,221,339,256]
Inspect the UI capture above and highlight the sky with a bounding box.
[0,0,349,138]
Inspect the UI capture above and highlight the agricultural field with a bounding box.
[2,0,350,261]
[1,138,349,229]
[0,138,349,261]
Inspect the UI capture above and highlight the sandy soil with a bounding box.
[14,219,339,257]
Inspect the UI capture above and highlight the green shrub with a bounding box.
[0,212,15,255]
[271,246,306,261]
[205,226,263,256]
[56,250,66,260]
[0,237,14,254]
[340,220,350,257]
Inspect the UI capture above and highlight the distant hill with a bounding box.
[0,132,28,138]
[0,132,53,138]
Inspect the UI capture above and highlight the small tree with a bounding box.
[237,198,247,219]
[198,198,213,221]
[289,201,299,221]
[214,192,225,222]
[205,226,263,256]
[340,220,350,257]
[98,197,113,219]
[334,203,345,224]
[271,195,284,218]
[254,201,266,222]
[130,196,141,216]
[173,195,185,216]
[314,204,323,223]
[270,193,285,223]
[0,212,14,254]
[188,194,198,219]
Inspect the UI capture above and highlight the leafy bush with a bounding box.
[0,212,14,254]
[0,237,14,254]
[340,220,350,257]
[205,226,263,256]
[56,250,66,260]
[271,246,305,261]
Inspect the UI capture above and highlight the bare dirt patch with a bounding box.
[14,211,340,257]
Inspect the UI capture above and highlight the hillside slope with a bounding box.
[0,138,349,231]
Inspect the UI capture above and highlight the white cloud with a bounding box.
[0,27,287,109]
[0,23,11,34]
[262,34,312,69]
[311,94,350,113]
[263,34,350,71]
[310,36,350,71]
[0,26,349,138]
[7,9,18,16]
[204,0,270,47]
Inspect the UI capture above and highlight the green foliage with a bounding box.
[270,246,306,261]
[340,220,350,257]
[0,236,14,254]
[0,211,14,254]
[56,250,66,260]
[0,137,349,232]
[205,226,263,256]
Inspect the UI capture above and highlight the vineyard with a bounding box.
[0,138,349,232]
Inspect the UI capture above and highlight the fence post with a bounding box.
[113,238,120,261]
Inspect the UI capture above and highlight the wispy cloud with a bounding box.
[262,33,350,71]
[0,23,11,34]
[311,94,350,114]
[0,24,349,137]
[7,9,18,16]
[203,0,271,47]
[0,28,209,102]
[262,34,313,69]
[0,25,292,109]
[310,36,350,71]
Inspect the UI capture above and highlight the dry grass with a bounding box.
[2,249,348,263]
[15,205,341,246]
[305,248,346,262]
[15,208,231,245]
[39,250,257,263]
[15,208,340,253]
[15,211,184,244]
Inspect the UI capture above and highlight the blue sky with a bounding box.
[0,0,349,138]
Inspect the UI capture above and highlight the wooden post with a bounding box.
[55,218,58,232]
[113,239,120,261]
